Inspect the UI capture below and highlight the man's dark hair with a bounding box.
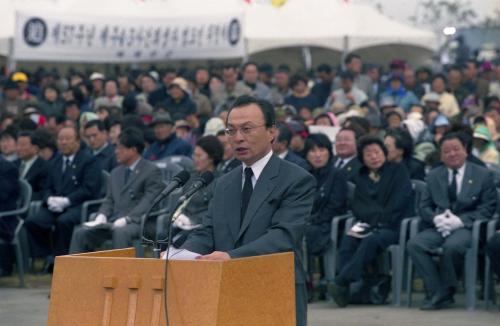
[0,127,17,140]
[438,132,468,149]
[344,53,361,65]
[338,125,366,139]
[216,129,226,137]
[431,73,447,84]
[288,74,308,88]
[18,118,38,131]
[317,64,332,73]
[277,125,293,146]
[84,119,107,132]
[17,130,43,147]
[484,96,500,111]
[276,64,291,73]
[196,135,224,166]
[242,61,259,72]
[109,118,123,128]
[343,117,370,135]
[385,128,414,159]
[447,124,474,153]
[59,126,80,140]
[357,135,388,165]
[118,128,145,154]
[33,129,56,151]
[304,133,333,161]
[64,100,80,111]
[160,67,177,76]
[48,113,68,125]
[227,95,276,128]
[339,70,355,81]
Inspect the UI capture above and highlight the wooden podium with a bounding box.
[47,249,296,326]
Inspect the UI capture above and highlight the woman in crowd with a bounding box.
[38,85,64,117]
[384,128,426,180]
[330,135,413,307]
[170,135,223,246]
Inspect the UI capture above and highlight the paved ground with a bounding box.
[0,286,498,326]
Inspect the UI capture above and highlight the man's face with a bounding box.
[318,71,332,83]
[117,76,130,95]
[195,69,210,85]
[162,72,177,87]
[226,104,275,166]
[4,88,20,101]
[441,138,467,169]
[367,68,379,82]
[347,57,362,74]
[104,81,118,97]
[404,70,415,87]
[0,136,17,156]
[341,78,353,93]
[115,142,136,165]
[335,130,356,158]
[390,79,402,91]
[384,135,403,162]
[463,62,477,80]
[448,69,462,87]
[17,136,38,160]
[431,78,446,94]
[274,72,289,90]
[141,77,157,94]
[485,107,500,130]
[92,79,104,92]
[243,64,259,85]
[65,104,80,121]
[109,124,121,145]
[154,123,173,141]
[84,126,108,150]
[217,134,234,160]
[222,68,238,86]
[57,127,80,156]
[168,85,184,100]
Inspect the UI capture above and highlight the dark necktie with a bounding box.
[448,169,458,205]
[62,158,71,182]
[337,159,345,169]
[124,168,132,184]
[241,167,254,220]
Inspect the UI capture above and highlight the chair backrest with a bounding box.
[16,179,32,216]
[154,161,184,184]
[161,155,195,172]
[411,179,427,217]
[488,164,500,188]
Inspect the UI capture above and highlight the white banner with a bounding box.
[13,10,244,62]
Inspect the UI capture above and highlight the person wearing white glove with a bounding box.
[112,217,129,229]
[47,196,71,213]
[83,214,107,227]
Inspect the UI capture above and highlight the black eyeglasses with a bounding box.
[224,124,267,136]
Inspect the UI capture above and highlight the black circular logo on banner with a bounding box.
[228,19,241,46]
[23,17,47,47]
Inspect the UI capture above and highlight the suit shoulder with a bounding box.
[279,157,314,182]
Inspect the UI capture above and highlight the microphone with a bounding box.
[178,171,214,203]
[152,170,191,206]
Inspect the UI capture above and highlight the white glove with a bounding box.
[84,214,107,227]
[47,196,64,212]
[173,213,199,230]
[57,197,70,210]
[441,212,464,232]
[112,217,128,229]
[433,211,448,227]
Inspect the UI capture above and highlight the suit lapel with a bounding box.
[457,163,473,203]
[120,159,143,193]
[223,166,243,242]
[236,155,279,242]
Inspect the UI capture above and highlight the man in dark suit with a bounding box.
[407,132,497,310]
[15,131,49,201]
[332,127,363,180]
[24,126,102,258]
[181,96,316,326]
[69,128,164,253]
[0,157,20,276]
[83,120,117,173]
[272,125,309,170]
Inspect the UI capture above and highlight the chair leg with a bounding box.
[14,239,25,288]
[406,259,413,307]
[322,245,335,282]
[389,246,401,306]
[465,249,477,311]
[485,256,492,309]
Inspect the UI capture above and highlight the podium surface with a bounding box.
[47,249,295,326]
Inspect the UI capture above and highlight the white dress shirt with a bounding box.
[242,150,273,189]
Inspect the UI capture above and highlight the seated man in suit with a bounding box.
[272,125,309,170]
[24,126,102,260]
[83,119,117,173]
[333,126,363,180]
[69,128,164,253]
[0,157,20,276]
[16,131,49,201]
[407,132,497,310]
[179,95,316,326]
[216,129,241,174]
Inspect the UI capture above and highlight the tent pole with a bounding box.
[6,37,17,74]
[341,35,349,70]
[301,46,312,72]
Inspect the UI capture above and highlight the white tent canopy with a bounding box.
[0,0,437,63]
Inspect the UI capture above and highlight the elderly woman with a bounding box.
[304,133,348,256]
[171,135,223,246]
[330,135,413,307]
[384,128,426,180]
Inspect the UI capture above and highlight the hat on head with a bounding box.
[389,59,406,70]
[175,119,191,130]
[11,72,28,83]
[203,117,225,136]
[169,77,188,92]
[89,72,105,81]
[151,113,173,126]
[379,96,396,108]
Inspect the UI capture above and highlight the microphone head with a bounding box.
[199,171,215,186]
[173,170,191,186]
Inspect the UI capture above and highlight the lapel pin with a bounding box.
[468,179,473,184]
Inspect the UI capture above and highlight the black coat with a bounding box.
[404,157,426,181]
[42,149,102,207]
[332,156,362,181]
[0,158,19,241]
[351,162,413,231]
[93,143,117,173]
[16,156,49,201]
[306,162,348,255]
